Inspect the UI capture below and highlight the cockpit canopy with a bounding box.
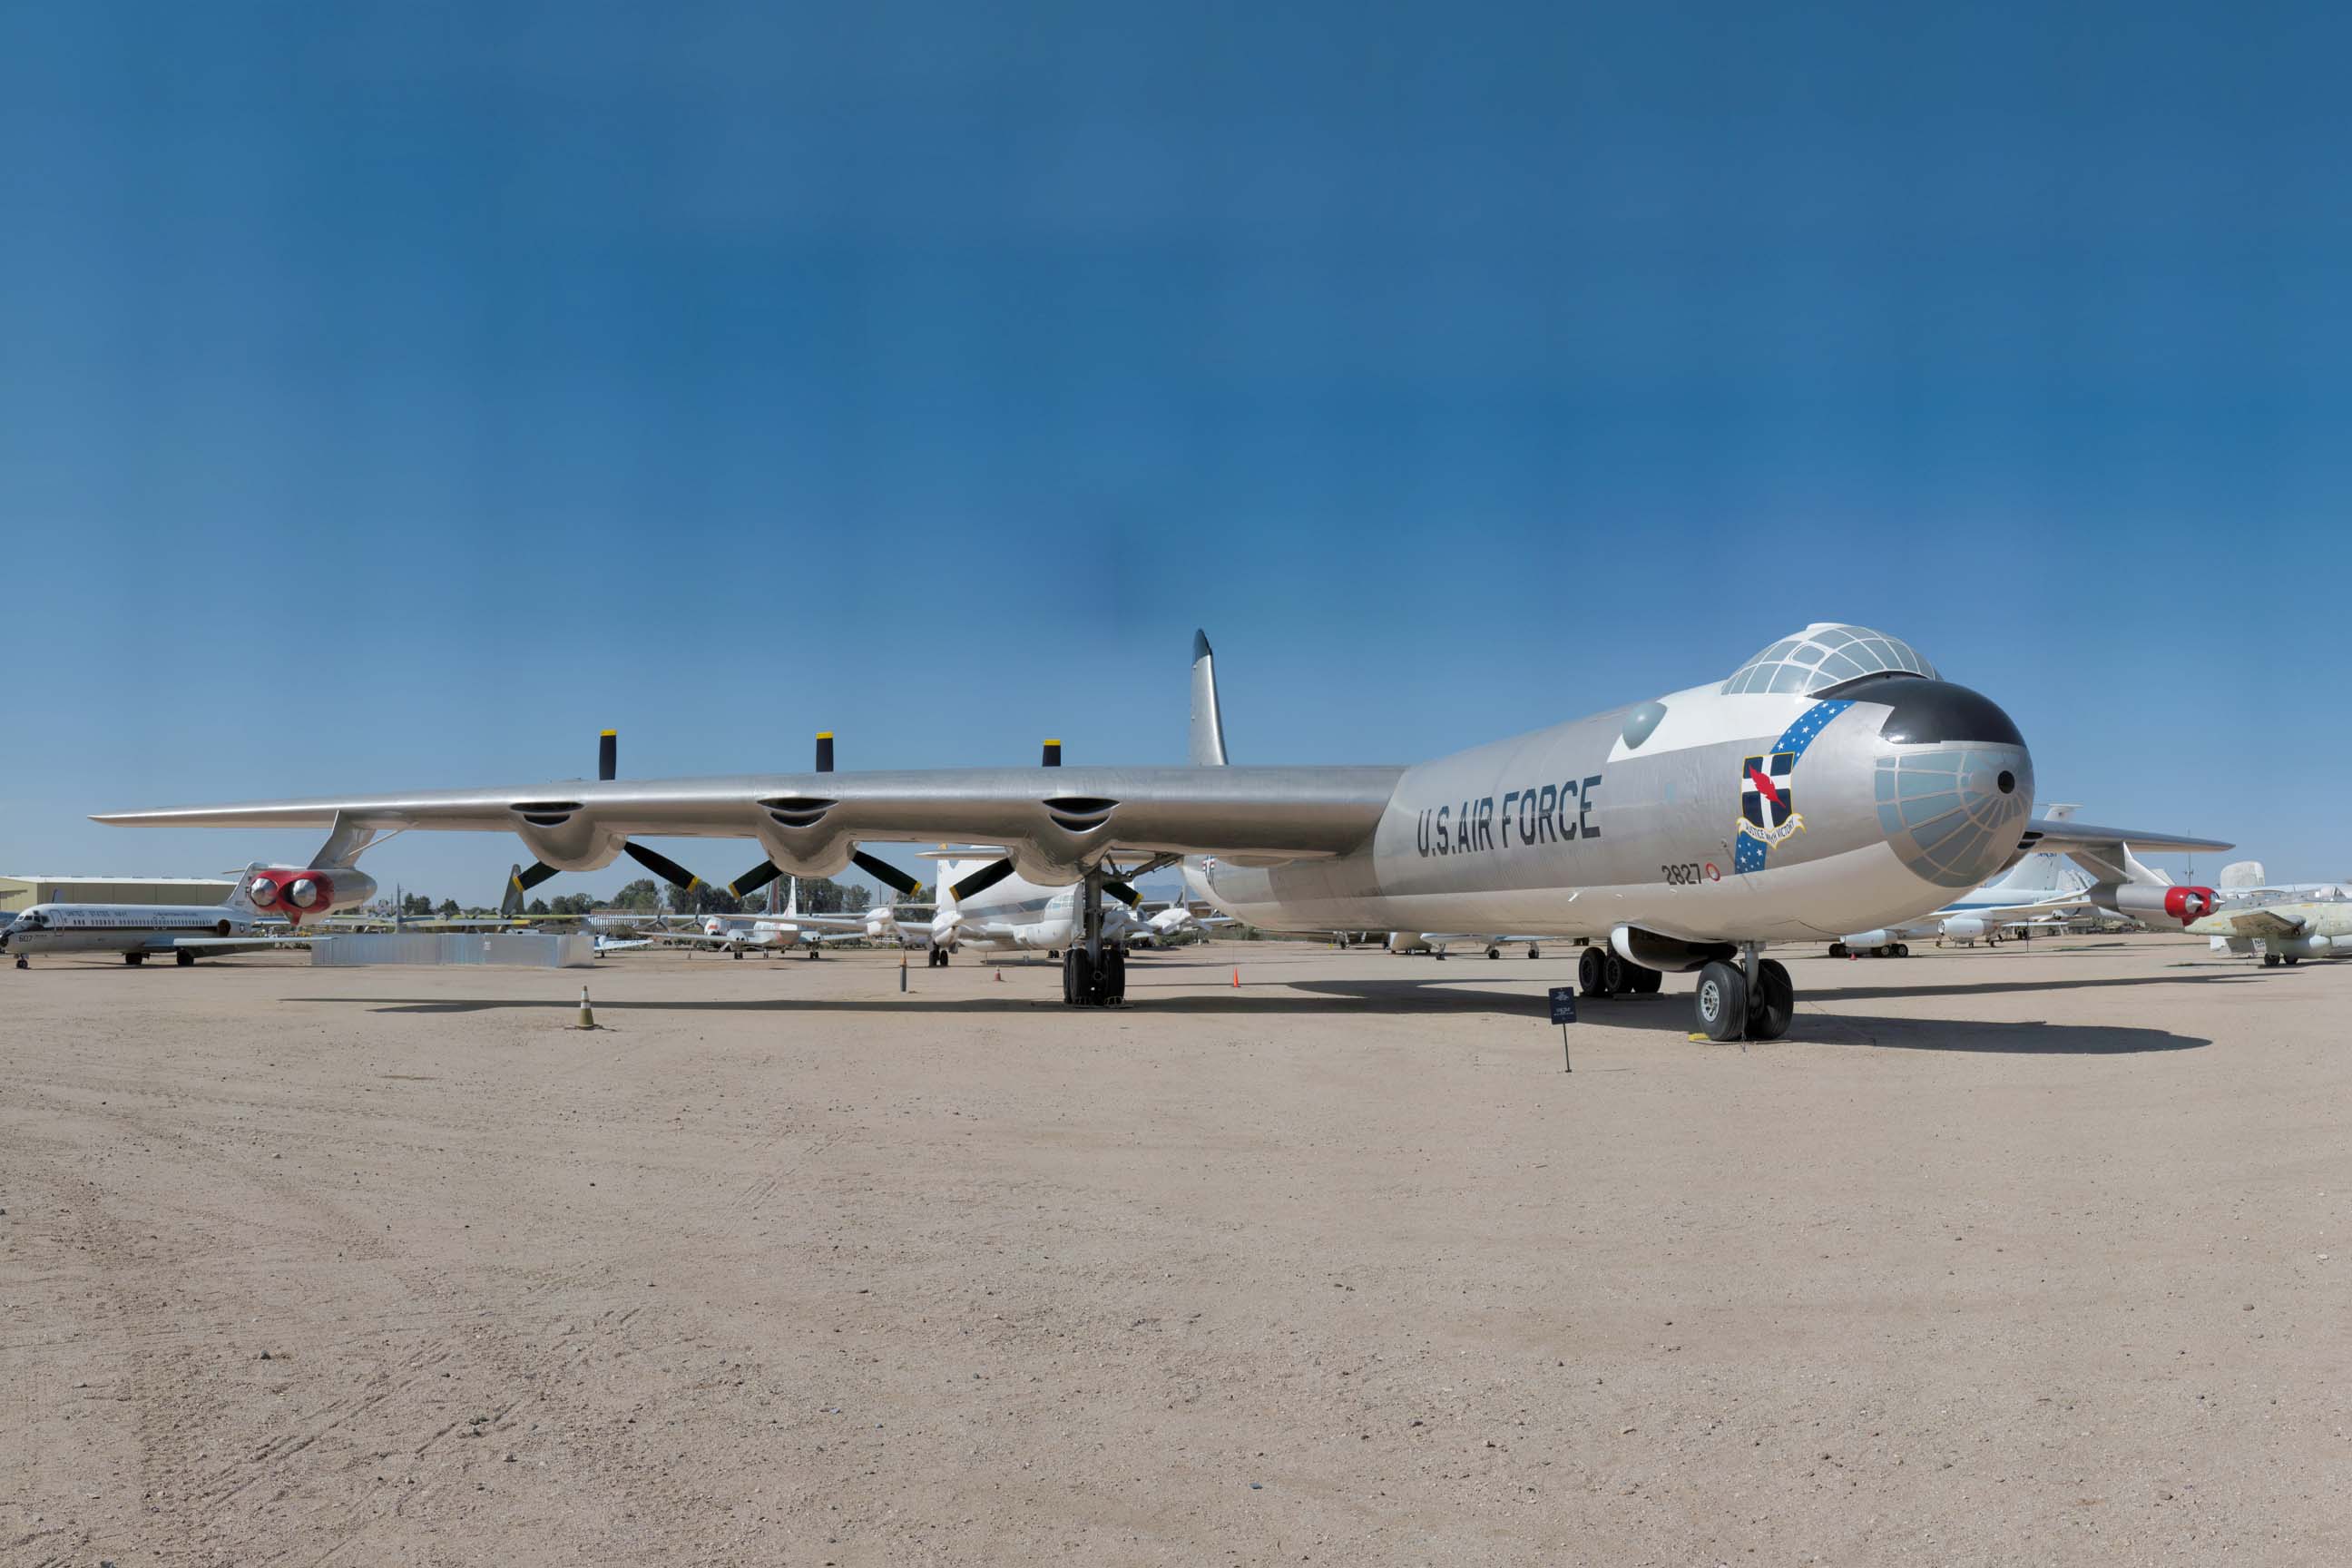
[1721,623,1939,696]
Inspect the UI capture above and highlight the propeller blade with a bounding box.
[1104,879,1141,906]
[850,849,920,898]
[727,861,782,901]
[1042,739,1062,767]
[815,732,835,773]
[622,841,707,894]
[598,730,617,781]
[951,858,1016,900]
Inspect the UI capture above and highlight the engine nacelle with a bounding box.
[1940,916,1987,941]
[1841,929,1896,951]
[2090,883,2217,926]
[245,867,376,924]
[1611,924,1736,973]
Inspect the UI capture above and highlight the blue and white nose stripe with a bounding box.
[1731,699,1854,875]
[1875,743,2032,888]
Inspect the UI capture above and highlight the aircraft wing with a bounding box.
[147,936,310,956]
[93,765,1406,877]
[2209,907,2308,939]
[2012,818,2233,882]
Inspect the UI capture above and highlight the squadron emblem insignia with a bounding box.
[1737,751,1804,849]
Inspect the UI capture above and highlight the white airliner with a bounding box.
[3,860,358,967]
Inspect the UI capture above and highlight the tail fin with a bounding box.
[1982,804,2082,894]
[1189,629,1229,766]
[782,877,798,919]
[224,863,266,916]
[501,866,527,919]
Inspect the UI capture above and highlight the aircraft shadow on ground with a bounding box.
[286,965,2237,1053]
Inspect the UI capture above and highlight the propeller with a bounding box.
[950,858,1018,899]
[722,732,922,901]
[501,730,713,916]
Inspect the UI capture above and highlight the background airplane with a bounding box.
[1827,804,2097,956]
[652,877,886,958]
[2190,896,2352,965]
[4,861,329,967]
[893,849,1176,966]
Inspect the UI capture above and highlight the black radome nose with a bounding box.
[1825,674,2025,748]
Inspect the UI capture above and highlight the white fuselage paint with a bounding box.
[4,903,257,956]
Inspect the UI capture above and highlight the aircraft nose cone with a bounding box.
[1858,679,2034,890]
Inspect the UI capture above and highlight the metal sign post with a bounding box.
[1548,985,1577,1072]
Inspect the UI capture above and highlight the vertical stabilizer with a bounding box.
[1984,804,2081,894]
[224,863,266,916]
[1189,629,1229,767]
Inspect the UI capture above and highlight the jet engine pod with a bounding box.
[1939,916,1987,941]
[248,866,377,922]
[2092,883,2218,926]
[1610,924,1737,974]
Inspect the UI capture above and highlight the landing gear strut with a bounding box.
[1060,867,1127,1006]
[1693,945,1793,1042]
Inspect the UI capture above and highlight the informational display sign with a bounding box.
[1548,985,1578,1024]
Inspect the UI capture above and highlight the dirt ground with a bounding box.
[2,934,2347,1566]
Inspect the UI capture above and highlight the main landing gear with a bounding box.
[1060,867,1127,1007]
[927,946,952,967]
[1692,945,1794,1043]
[1575,945,1662,999]
[123,951,146,966]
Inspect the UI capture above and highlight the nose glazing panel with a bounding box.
[1875,745,2033,888]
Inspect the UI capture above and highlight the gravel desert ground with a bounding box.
[3,936,2347,1565]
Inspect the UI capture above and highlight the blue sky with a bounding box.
[3,1,2345,898]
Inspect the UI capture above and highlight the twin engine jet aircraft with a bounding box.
[94,623,2226,1038]
[3,860,364,967]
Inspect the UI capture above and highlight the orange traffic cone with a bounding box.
[1231,967,1240,988]
[995,970,1004,983]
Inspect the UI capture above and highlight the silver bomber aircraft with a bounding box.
[93,623,2226,1039]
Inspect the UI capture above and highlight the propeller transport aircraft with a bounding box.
[892,848,1187,971]
[94,624,2227,1039]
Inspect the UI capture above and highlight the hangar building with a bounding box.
[0,875,237,914]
